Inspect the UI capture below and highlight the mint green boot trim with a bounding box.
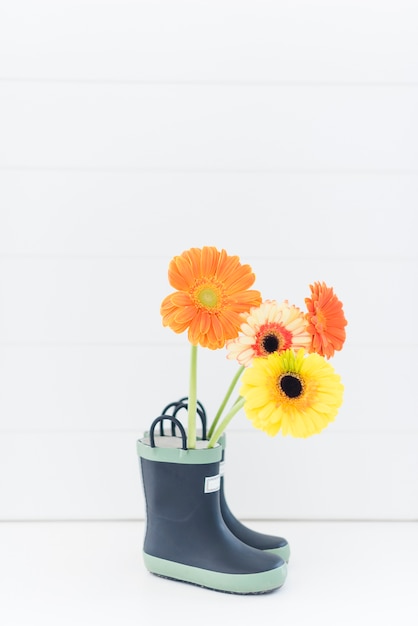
[266,543,291,563]
[143,552,287,595]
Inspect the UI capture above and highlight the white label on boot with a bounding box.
[204,474,221,493]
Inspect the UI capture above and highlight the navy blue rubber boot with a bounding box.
[219,433,290,562]
[137,417,287,594]
[159,400,290,562]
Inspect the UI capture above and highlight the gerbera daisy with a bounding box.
[240,348,344,438]
[226,300,311,366]
[305,282,347,358]
[160,246,262,350]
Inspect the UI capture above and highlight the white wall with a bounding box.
[1,0,417,520]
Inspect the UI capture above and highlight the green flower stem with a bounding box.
[187,344,198,449]
[207,365,245,440]
[207,396,245,448]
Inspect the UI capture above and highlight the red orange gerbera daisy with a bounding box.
[305,282,347,358]
[160,247,262,350]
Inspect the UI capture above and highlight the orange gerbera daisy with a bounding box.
[160,247,262,350]
[305,282,347,358]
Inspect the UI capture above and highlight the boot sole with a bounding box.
[143,552,287,595]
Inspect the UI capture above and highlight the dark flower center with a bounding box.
[262,333,279,353]
[280,374,303,398]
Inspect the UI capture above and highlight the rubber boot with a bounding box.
[160,399,290,561]
[219,433,290,562]
[137,416,287,594]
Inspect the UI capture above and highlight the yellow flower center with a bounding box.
[193,280,224,311]
[313,310,326,332]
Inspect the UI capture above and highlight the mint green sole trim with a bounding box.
[266,544,291,563]
[143,553,287,595]
[137,438,221,464]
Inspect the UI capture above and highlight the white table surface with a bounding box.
[1,520,417,626]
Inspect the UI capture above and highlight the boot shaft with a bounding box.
[140,455,221,522]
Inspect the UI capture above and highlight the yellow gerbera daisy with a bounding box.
[240,349,344,438]
[160,246,262,350]
[226,300,311,366]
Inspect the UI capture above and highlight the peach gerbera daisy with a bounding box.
[305,282,347,358]
[160,246,262,350]
[226,300,311,366]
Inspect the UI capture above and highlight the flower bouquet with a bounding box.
[137,246,347,594]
